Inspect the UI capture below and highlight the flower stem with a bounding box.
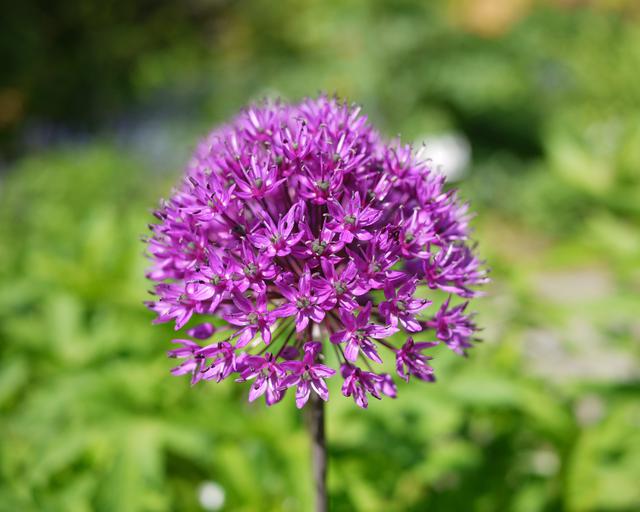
[307,392,328,512]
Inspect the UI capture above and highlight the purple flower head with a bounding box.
[146,96,486,408]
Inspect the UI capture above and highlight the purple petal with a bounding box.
[186,282,216,301]
[299,268,311,295]
[174,309,194,330]
[355,391,368,409]
[266,385,283,406]
[273,303,298,318]
[367,324,399,339]
[402,317,422,333]
[248,378,267,402]
[295,314,309,332]
[344,338,360,362]
[311,364,335,378]
[357,302,372,327]
[309,306,325,323]
[261,326,272,345]
[171,360,197,376]
[235,328,254,348]
[338,308,356,331]
[361,342,383,364]
[311,378,329,401]
[330,331,349,344]
[295,381,311,408]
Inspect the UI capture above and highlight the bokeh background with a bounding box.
[1,1,639,511]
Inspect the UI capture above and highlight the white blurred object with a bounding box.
[417,133,471,181]
[531,448,560,476]
[574,394,605,427]
[198,481,225,511]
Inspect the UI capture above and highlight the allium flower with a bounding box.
[425,297,478,355]
[281,342,335,408]
[379,279,430,332]
[395,337,438,382]
[223,291,275,347]
[329,303,398,363]
[274,267,328,332]
[340,364,385,409]
[238,353,286,405]
[146,96,487,408]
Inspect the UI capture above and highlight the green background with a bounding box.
[1,1,639,510]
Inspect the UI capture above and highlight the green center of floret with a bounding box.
[296,297,311,308]
[334,281,347,294]
[312,240,328,255]
[247,312,259,324]
[244,263,258,277]
[344,215,356,225]
[396,300,406,311]
[316,180,330,191]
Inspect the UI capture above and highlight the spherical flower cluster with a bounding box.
[146,96,487,409]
